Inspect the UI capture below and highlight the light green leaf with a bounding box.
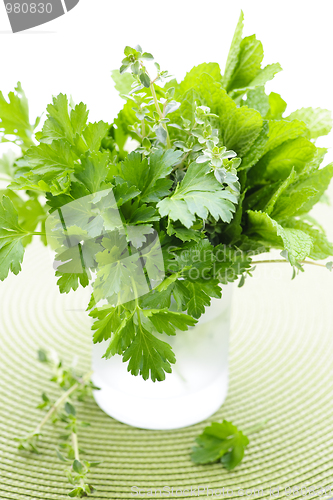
[90,305,119,343]
[284,219,333,260]
[247,210,313,265]
[264,168,297,215]
[56,269,90,294]
[0,150,17,178]
[266,92,287,120]
[254,136,316,182]
[232,63,282,93]
[226,35,263,93]
[264,119,309,154]
[240,121,269,171]
[0,82,36,149]
[289,163,333,215]
[222,11,244,89]
[178,63,222,95]
[0,196,26,280]
[286,107,332,140]
[111,69,135,96]
[121,152,148,191]
[245,86,270,117]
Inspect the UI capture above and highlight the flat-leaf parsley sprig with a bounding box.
[191,419,268,470]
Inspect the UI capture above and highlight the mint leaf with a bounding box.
[245,86,270,117]
[174,74,263,157]
[264,119,308,154]
[240,121,269,171]
[286,107,332,140]
[285,219,333,261]
[266,92,287,120]
[232,63,282,94]
[222,11,244,89]
[272,187,318,220]
[178,63,222,96]
[226,35,263,93]
[290,163,333,215]
[253,136,316,182]
[111,69,135,96]
[264,168,297,215]
[247,210,313,265]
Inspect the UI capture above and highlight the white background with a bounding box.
[0,0,333,127]
[0,0,333,237]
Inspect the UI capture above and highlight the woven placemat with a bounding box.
[0,240,333,500]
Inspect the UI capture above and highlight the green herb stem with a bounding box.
[253,259,328,269]
[72,432,80,461]
[244,418,269,435]
[150,82,163,119]
[150,82,171,148]
[35,371,93,434]
[141,119,146,138]
[72,432,85,488]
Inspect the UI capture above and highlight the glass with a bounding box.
[92,285,233,429]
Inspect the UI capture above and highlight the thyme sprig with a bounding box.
[15,350,101,498]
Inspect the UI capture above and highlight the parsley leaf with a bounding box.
[122,324,176,382]
[191,420,249,469]
[0,82,38,150]
[0,196,27,280]
[157,161,237,228]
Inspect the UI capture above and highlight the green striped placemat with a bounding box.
[0,241,332,499]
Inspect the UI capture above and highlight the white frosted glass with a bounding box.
[92,285,233,429]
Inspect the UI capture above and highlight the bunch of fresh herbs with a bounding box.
[1,11,332,386]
